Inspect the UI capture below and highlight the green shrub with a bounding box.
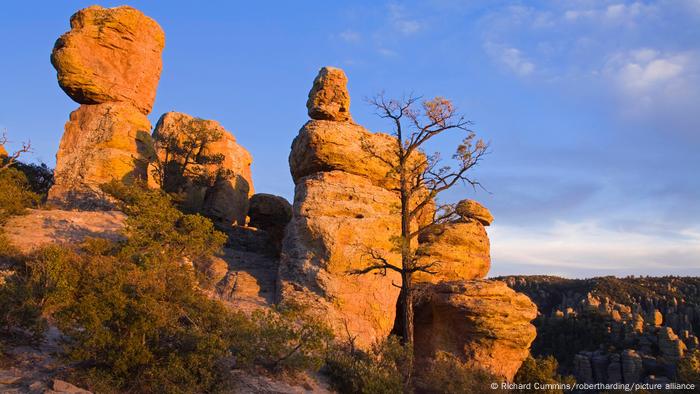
[238,303,334,373]
[513,355,576,394]
[0,167,40,222]
[413,351,505,394]
[325,335,412,394]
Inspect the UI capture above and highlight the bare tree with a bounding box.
[352,94,489,347]
[0,131,32,171]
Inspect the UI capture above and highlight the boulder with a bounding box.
[51,5,165,114]
[574,353,594,383]
[455,199,493,226]
[412,280,538,381]
[306,67,352,122]
[621,349,643,383]
[48,103,151,209]
[248,193,292,250]
[290,120,397,188]
[413,221,490,283]
[152,112,254,226]
[278,171,401,348]
[658,326,687,361]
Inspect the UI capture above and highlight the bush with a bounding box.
[413,351,505,394]
[0,167,40,222]
[513,355,576,394]
[101,181,227,265]
[232,303,334,374]
[325,335,412,394]
[678,349,700,388]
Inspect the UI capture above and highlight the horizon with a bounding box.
[1,1,699,278]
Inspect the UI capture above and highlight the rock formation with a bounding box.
[0,144,7,157]
[279,67,538,379]
[151,112,254,226]
[279,67,403,347]
[413,280,537,380]
[48,5,165,209]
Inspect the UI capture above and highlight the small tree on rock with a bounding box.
[353,94,488,347]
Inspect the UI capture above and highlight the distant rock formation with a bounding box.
[501,275,700,383]
[48,6,164,209]
[151,112,254,226]
[413,280,537,381]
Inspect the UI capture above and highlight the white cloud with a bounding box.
[338,30,361,43]
[603,49,699,114]
[489,220,700,276]
[563,2,655,24]
[484,42,535,76]
[388,3,422,35]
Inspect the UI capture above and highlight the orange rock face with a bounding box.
[152,112,254,226]
[456,199,494,226]
[414,220,491,283]
[413,280,538,381]
[279,170,402,347]
[51,5,165,114]
[0,144,7,157]
[306,67,352,122]
[48,103,151,209]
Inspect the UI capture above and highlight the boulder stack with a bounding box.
[279,67,403,347]
[48,5,165,209]
[279,67,538,377]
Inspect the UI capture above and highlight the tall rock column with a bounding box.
[278,67,404,348]
[48,5,165,209]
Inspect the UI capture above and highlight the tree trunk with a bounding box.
[400,272,414,346]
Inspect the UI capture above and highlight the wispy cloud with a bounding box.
[489,220,700,277]
[338,30,361,43]
[484,42,535,76]
[388,3,422,35]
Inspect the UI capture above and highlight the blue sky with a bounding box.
[1,1,699,277]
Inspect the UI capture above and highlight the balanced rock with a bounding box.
[413,280,538,381]
[248,193,292,251]
[456,199,494,226]
[152,112,254,226]
[48,103,151,209]
[306,67,352,122]
[51,5,165,114]
[414,220,490,283]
